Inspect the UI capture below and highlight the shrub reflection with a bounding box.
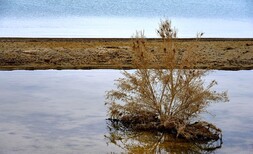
[105,120,222,153]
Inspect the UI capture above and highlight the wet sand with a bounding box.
[0,38,253,70]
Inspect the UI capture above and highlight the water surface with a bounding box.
[0,0,252,37]
[0,70,252,153]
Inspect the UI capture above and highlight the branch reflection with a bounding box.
[105,120,222,154]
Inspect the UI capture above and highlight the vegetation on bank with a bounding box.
[106,20,228,144]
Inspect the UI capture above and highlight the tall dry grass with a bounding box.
[106,20,228,140]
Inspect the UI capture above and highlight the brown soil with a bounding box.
[108,115,222,143]
[0,38,253,70]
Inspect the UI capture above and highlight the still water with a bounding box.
[0,0,253,37]
[0,70,252,153]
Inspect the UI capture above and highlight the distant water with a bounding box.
[0,0,253,38]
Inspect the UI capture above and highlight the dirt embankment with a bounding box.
[0,38,253,70]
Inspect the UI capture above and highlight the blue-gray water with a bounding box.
[0,0,253,37]
[0,70,252,153]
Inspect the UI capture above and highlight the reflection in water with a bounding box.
[105,120,222,154]
[0,70,252,153]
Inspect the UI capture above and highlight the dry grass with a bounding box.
[106,20,228,142]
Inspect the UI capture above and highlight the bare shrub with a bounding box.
[106,20,228,141]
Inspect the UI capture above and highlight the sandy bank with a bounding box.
[0,38,253,70]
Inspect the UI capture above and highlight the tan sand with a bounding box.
[0,38,252,70]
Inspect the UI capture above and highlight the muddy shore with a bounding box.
[0,38,253,70]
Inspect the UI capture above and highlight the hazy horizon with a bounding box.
[0,0,253,38]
